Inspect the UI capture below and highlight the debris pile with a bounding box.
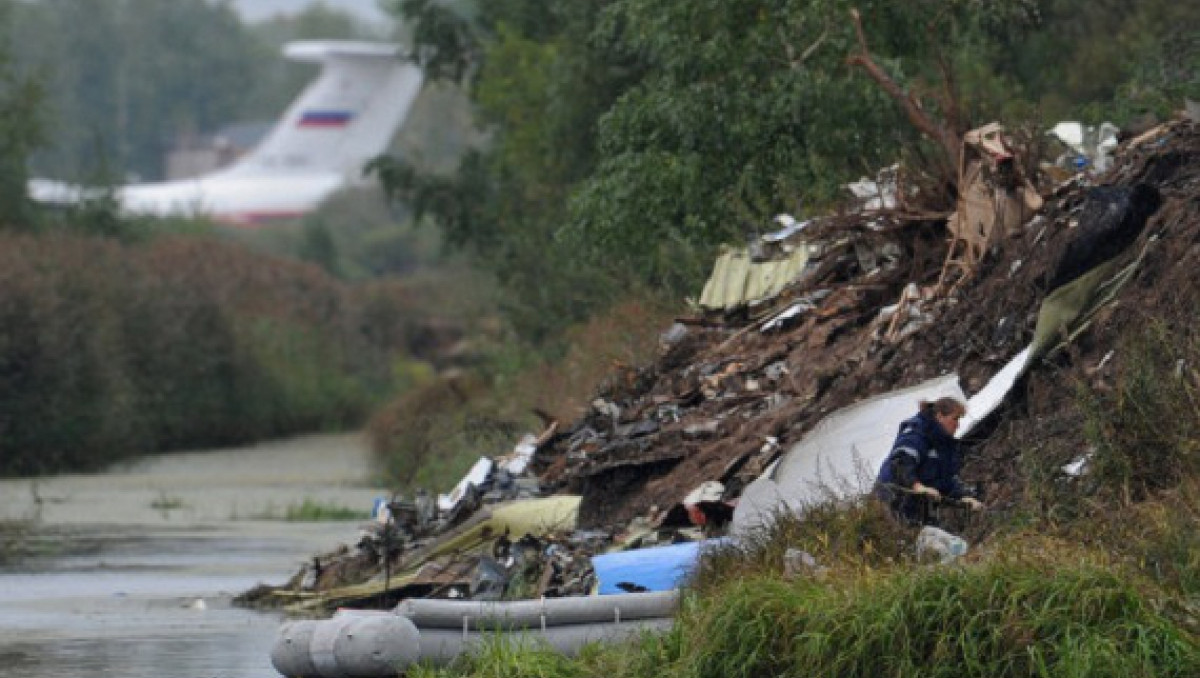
[239,426,585,610]
[246,113,1198,615]
[532,116,1196,536]
[241,428,705,612]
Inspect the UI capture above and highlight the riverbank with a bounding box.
[0,433,384,527]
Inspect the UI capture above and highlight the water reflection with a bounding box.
[0,434,383,678]
[0,559,287,677]
[1,625,282,678]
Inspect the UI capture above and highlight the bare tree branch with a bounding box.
[779,23,829,69]
[845,8,960,175]
[798,26,829,64]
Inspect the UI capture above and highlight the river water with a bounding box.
[0,433,387,678]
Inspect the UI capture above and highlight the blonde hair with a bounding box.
[919,397,966,418]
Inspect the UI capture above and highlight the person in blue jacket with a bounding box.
[874,397,984,525]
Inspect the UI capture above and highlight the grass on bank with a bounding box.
[1015,312,1200,596]
[411,543,1199,678]
[149,490,186,517]
[240,498,371,522]
[0,519,33,566]
[235,498,371,522]
[282,498,371,522]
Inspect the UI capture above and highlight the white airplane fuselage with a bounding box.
[32,40,424,225]
[118,172,344,224]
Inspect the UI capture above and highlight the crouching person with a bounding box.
[874,397,984,526]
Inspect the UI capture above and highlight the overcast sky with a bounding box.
[225,0,392,25]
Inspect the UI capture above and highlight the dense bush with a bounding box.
[366,373,519,492]
[366,296,677,491]
[0,232,422,475]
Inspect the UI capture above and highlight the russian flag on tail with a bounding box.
[298,110,354,128]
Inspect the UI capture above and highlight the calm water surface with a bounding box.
[0,434,386,678]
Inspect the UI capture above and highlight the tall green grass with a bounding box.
[676,556,1197,678]
[690,497,910,593]
[400,487,1198,678]
[1019,313,1200,596]
[1077,319,1200,498]
[412,552,1199,678]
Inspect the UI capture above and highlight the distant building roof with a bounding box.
[213,120,273,152]
[165,120,273,180]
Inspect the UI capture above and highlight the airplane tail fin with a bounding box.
[219,40,423,182]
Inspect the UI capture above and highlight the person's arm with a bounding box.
[947,475,972,500]
[888,431,939,497]
[948,475,985,510]
[889,452,919,488]
[891,425,928,485]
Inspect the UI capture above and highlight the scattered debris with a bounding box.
[1048,121,1120,173]
[256,114,1198,670]
[531,116,1190,534]
[782,548,828,579]
[591,540,722,594]
[915,525,969,564]
[1061,454,1091,478]
[698,242,812,314]
[940,122,1044,293]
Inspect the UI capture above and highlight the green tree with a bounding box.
[0,0,44,229]
[11,0,121,182]
[13,0,268,181]
[380,0,652,341]
[100,0,262,180]
[384,0,1190,343]
[299,220,340,275]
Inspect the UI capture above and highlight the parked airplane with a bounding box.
[29,40,423,225]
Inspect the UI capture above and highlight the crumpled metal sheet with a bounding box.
[698,245,810,312]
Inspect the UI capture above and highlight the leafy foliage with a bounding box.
[0,1,42,228]
[399,0,481,84]
[382,0,1197,347]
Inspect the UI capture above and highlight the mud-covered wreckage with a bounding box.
[263,112,1198,677]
